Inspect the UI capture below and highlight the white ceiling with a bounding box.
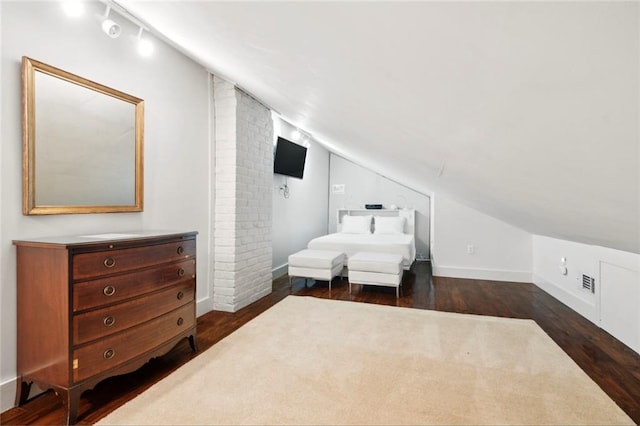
[118,1,639,254]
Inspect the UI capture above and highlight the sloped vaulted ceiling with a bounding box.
[118,1,639,254]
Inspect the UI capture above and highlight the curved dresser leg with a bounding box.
[15,378,32,406]
[62,389,80,426]
[188,334,198,352]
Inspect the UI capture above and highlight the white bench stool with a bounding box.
[288,249,345,290]
[348,252,404,298]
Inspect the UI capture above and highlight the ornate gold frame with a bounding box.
[22,56,144,215]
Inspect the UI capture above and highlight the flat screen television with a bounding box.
[273,136,307,179]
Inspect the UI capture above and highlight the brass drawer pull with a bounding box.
[177,317,184,326]
[103,349,115,360]
[103,257,116,268]
[177,268,185,277]
[177,291,184,300]
[177,246,184,255]
[103,315,115,327]
[103,285,116,296]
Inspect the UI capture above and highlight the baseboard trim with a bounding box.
[433,265,532,283]
[532,273,598,325]
[0,378,46,413]
[196,296,213,317]
[1,377,16,413]
[272,263,288,279]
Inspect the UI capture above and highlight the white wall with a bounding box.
[432,194,532,282]
[272,117,330,277]
[328,154,431,260]
[533,235,640,354]
[431,195,640,357]
[1,1,211,411]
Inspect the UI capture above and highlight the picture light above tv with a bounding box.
[273,136,307,179]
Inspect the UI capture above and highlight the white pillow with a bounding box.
[341,215,372,234]
[374,216,406,234]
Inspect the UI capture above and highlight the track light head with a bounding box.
[101,6,121,38]
[102,19,121,38]
[137,27,154,57]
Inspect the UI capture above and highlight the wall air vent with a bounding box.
[582,274,595,293]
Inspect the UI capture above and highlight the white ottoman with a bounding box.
[348,252,404,298]
[288,249,345,290]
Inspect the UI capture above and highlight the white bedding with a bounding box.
[307,232,415,269]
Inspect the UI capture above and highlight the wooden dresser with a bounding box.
[13,231,198,425]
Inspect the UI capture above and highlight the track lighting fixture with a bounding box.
[101,5,121,39]
[61,1,153,57]
[137,27,154,57]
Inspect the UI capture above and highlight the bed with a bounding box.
[307,209,416,270]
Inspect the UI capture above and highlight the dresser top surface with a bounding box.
[13,230,197,247]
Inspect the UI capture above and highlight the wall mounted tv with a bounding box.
[273,136,307,179]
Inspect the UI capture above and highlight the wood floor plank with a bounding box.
[2,261,638,425]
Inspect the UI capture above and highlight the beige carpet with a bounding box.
[97,296,633,425]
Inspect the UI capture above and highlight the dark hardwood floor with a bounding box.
[3,261,639,425]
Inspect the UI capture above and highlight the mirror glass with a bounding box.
[22,57,144,214]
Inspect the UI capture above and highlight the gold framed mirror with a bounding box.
[22,56,144,215]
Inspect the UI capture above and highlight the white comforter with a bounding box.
[307,232,416,268]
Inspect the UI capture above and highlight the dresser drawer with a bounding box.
[73,303,195,383]
[72,239,196,280]
[73,259,195,312]
[73,282,194,345]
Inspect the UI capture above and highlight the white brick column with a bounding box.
[213,76,273,312]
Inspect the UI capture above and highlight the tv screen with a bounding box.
[273,136,307,179]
